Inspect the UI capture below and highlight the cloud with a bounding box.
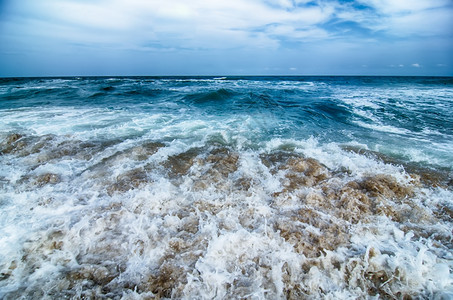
[2,0,336,50]
[3,0,452,52]
[355,0,453,36]
[1,0,452,76]
[265,24,329,40]
[412,63,420,68]
[358,0,449,14]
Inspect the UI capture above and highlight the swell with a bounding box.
[183,88,236,104]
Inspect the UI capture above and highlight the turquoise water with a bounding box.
[2,77,452,169]
[0,77,452,298]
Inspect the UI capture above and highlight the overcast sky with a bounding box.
[0,0,452,76]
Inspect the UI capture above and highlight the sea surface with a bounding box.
[0,76,452,299]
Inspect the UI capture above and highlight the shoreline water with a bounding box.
[0,77,452,298]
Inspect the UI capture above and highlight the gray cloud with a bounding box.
[0,0,452,76]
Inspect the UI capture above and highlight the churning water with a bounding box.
[0,76,452,299]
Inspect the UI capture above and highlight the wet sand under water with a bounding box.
[0,133,452,299]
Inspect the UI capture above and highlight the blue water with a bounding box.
[1,76,452,169]
[0,77,452,298]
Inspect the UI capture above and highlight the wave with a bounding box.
[183,88,236,104]
[0,131,452,298]
[1,77,452,298]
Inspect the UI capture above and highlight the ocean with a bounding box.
[0,76,452,299]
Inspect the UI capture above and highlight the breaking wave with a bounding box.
[0,76,452,299]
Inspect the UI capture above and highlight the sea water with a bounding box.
[0,76,452,299]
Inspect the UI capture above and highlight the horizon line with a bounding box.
[1,74,452,79]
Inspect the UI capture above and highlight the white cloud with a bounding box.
[3,0,338,51]
[265,24,329,40]
[6,0,451,52]
[1,0,452,73]
[412,63,420,68]
[358,0,449,14]
[355,0,453,36]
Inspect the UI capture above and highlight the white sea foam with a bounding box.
[1,133,452,299]
[1,78,452,298]
[353,120,411,135]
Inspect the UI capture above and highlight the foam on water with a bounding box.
[1,130,452,299]
[0,77,452,299]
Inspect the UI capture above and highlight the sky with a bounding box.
[0,0,452,76]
